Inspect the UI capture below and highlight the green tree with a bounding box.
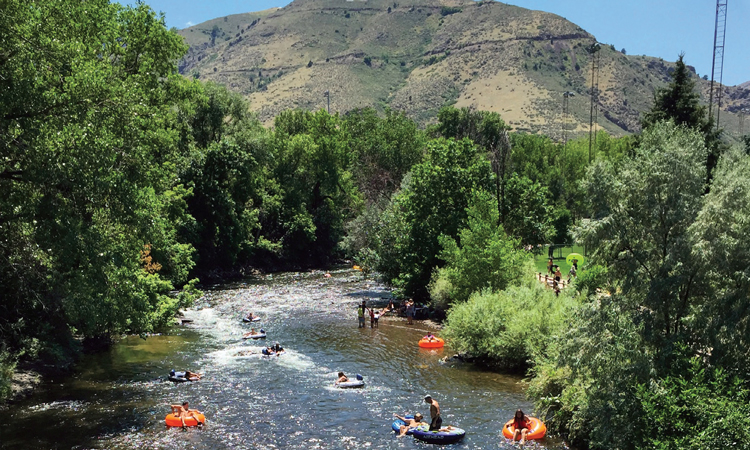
[262,110,359,266]
[429,191,530,307]
[0,0,199,378]
[382,138,494,299]
[576,121,707,362]
[641,54,722,180]
[177,83,270,275]
[342,108,424,203]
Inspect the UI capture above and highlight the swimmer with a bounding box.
[393,413,424,437]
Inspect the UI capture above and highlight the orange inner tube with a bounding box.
[418,337,445,348]
[165,412,205,427]
[502,417,546,440]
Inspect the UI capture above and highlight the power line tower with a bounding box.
[708,0,728,130]
[562,91,575,145]
[587,43,601,163]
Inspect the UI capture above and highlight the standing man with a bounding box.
[424,395,442,431]
[406,299,415,325]
[358,300,368,328]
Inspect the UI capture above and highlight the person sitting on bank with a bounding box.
[169,401,203,428]
[335,371,349,385]
[510,409,532,444]
[393,413,424,437]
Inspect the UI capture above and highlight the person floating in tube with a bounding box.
[169,401,203,429]
[509,409,532,444]
[393,412,424,437]
[335,371,349,385]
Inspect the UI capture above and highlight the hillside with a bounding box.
[178,0,750,139]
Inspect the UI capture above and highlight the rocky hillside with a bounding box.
[178,0,750,139]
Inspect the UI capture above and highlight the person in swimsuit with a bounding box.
[169,401,202,428]
[424,395,442,431]
[510,409,531,444]
[358,301,367,328]
[393,413,424,437]
[406,300,415,325]
[424,333,438,342]
[335,372,349,385]
[184,371,202,381]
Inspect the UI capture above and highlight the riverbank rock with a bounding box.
[8,370,42,404]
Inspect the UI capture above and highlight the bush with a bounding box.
[573,264,608,293]
[443,282,579,369]
[636,357,750,450]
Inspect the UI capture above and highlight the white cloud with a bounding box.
[185,21,194,27]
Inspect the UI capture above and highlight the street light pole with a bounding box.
[323,90,330,114]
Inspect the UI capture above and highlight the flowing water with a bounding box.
[1,269,567,450]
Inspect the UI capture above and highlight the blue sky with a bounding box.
[137,0,749,86]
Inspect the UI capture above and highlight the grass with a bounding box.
[533,245,587,277]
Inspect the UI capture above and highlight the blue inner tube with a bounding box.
[391,416,421,435]
[168,375,191,383]
[336,379,365,388]
[392,416,466,444]
[243,332,267,340]
[412,425,466,444]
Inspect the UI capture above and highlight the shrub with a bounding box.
[443,282,579,369]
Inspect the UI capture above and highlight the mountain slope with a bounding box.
[178,0,750,139]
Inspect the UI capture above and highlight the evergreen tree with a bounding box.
[641,54,723,181]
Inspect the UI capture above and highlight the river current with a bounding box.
[1,268,567,449]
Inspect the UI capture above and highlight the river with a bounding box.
[1,268,567,449]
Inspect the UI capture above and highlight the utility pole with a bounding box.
[587,43,601,163]
[709,0,728,129]
[563,91,575,145]
[323,90,330,114]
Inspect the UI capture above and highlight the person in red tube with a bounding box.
[510,409,531,444]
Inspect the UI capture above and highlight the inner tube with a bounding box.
[412,424,466,444]
[242,332,267,340]
[502,417,547,440]
[242,317,261,323]
[336,375,365,389]
[418,337,445,348]
[391,416,420,435]
[392,417,465,443]
[165,412,205,427]
[168,375,191,383]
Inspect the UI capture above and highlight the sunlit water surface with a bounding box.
[2,269,568,450]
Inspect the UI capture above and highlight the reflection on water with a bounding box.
[1,269,567,449]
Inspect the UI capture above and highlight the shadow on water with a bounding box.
[2,270,568,449]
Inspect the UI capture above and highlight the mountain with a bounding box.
[178,0,750,138]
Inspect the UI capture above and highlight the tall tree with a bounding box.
[641,54,722,180]
[0,0,199,370]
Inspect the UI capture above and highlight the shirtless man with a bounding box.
[169,401,203,428]
[424,395,442,431]
[393,413,424,437]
